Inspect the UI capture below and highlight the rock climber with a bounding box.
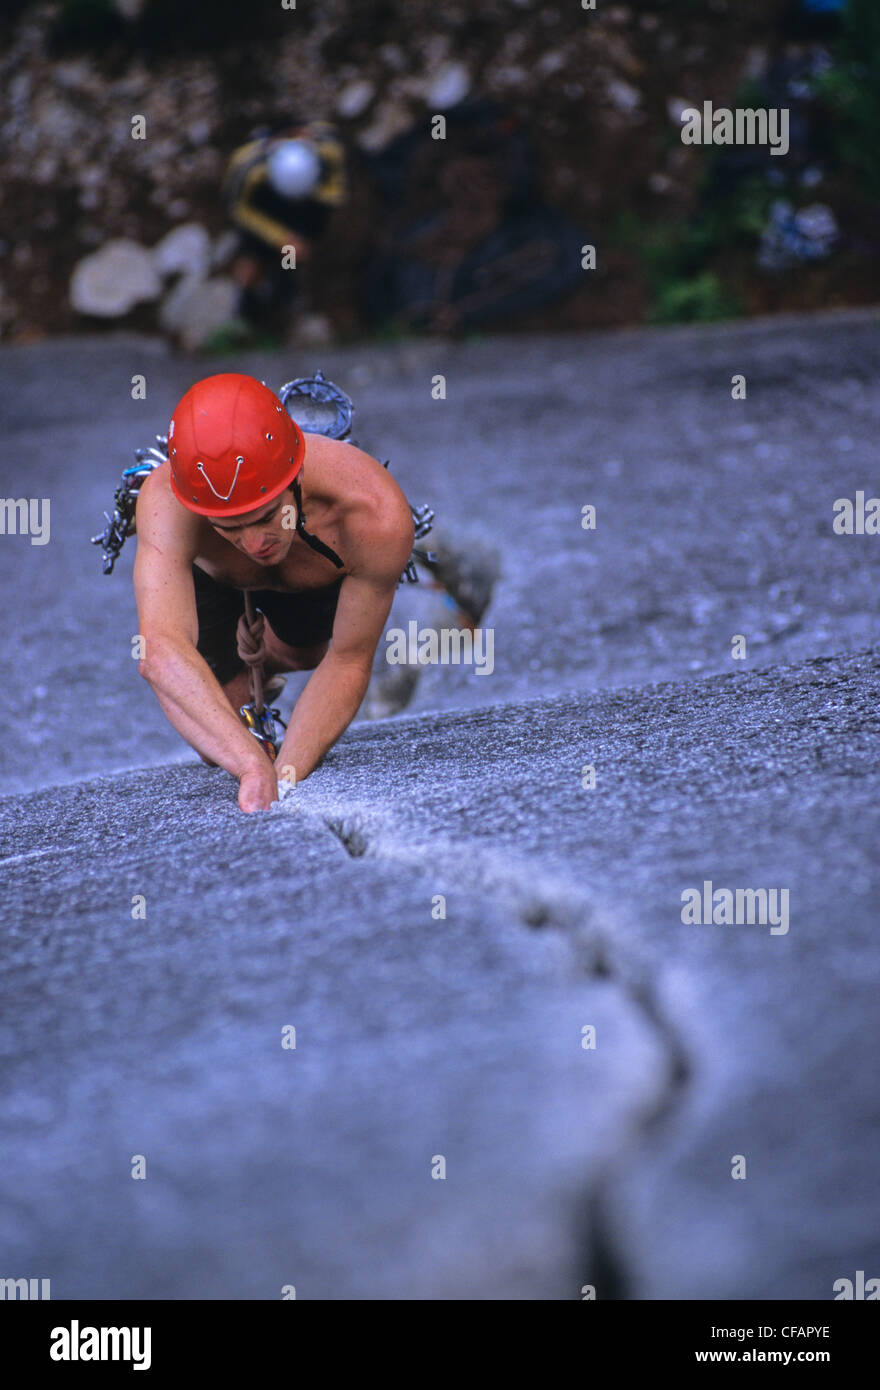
[134,372,415,812]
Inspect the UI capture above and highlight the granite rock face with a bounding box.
[0,652,877,1299]
[0,315,878,1298]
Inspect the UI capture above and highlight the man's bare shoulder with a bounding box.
[303,432,388,492]
[135,462,202,559]
[306,434,415,578]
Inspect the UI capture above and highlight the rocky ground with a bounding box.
[2,0,873,347]
[0,310,878,1298]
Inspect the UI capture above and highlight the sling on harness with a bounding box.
[92,370,436,755]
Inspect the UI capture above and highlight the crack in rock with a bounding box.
[307,797,697,1298]
[581,974,694,1299]
[324,816,369,858]
[319,808,593,937]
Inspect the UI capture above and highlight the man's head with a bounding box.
[168,374,304,534]
[205,485,297,565]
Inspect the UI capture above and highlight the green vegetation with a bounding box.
[647,272,740,326]
[821,0,880,199]
[618,163,773,323]
[201,321,282,355]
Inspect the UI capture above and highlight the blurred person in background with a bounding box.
[361,99,585,335]
[223,120,347,333]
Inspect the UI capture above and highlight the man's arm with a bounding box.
[276,502,414,784]
[133,470,277,811]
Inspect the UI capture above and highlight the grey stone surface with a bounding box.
[1,315,878,1298]
[2,310,879,796]
[0,753,664,1300]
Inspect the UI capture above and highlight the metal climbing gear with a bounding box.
[237,590,287,756]
[92,443,169,575]
[279,368,354,439]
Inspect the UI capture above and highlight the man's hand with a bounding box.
[238,760,279,813]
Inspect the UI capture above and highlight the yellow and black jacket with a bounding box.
[224,123,347,251]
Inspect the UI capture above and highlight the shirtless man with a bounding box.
[134,372,414,813]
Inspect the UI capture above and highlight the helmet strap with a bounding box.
[290,473,344,569]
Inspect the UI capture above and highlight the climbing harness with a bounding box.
[92,370,436,754]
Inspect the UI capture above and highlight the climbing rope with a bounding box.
[235,591,287,757]
[237,593,268,716]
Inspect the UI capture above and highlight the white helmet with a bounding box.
[266,139,323,198]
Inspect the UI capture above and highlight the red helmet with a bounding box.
[168,373,304,518]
